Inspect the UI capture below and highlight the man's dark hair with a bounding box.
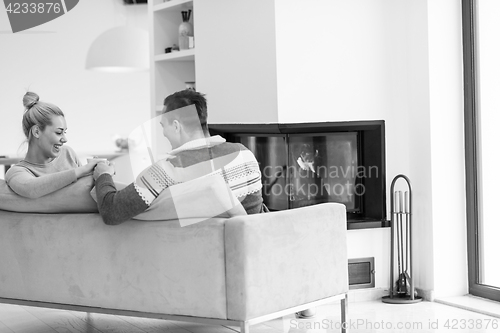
[163,90,208,132]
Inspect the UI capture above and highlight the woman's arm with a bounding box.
[95,173,149,225]
[6,167,78,199]
[6,161,99,199]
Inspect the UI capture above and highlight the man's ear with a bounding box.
[32,125,41,138]
[173,119,181,133]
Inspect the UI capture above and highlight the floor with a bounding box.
[0,299,499,333]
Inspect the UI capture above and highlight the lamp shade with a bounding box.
[85,26,149,73]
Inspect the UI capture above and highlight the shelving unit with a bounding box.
[148,0,279,124]
[149,0,195,118]
[152,0,192,13]
[148,0,195,158]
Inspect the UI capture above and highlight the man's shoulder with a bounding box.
[167,141,256,169]
[208,142,257,162]
[217,141,248,152]
[174,141,248,159]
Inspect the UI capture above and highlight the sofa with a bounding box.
[0,194,348,332]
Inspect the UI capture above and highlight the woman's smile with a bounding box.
[35,115,68,162]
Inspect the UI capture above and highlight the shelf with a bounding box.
[154,49,195,62]
[151,0,195,118]
[153,0,192,13]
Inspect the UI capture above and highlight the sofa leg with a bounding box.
[341,293,348,333]
[240,321,250,333]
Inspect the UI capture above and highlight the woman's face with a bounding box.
[36,115,68,159]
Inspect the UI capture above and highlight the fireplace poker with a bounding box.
[400,191,408,295]
[404,191,411,294]
[395,191,403,294]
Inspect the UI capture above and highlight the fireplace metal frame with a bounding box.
[209,120,388,230]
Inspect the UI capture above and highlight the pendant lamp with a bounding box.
[85,26,149,73]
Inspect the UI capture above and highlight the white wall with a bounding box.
[426,0,467,298]
[0,0,150,157]
[272,0,467,297]
[192,0,467,296]
[406,0,435,296]
[273,0,418,291]
[195,0,279,124]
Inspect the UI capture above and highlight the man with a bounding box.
[93,90,265,225]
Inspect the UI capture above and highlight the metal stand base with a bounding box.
[382,295,423,304]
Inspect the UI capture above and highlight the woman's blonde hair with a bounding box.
[22,92,64,140]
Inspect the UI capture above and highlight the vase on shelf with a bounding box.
[178,10,193,51]
[185,81,196,91]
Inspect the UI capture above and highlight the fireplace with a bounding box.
[209,120,387,230]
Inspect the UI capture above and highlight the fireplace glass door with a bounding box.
[237,135,288,211]
[237,133,360,212]
[288,133,359,211]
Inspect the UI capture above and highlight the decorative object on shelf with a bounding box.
[112,135,129,152]
[382,174,423,304]
[165,44,180,53]
[178,9,193,50]
[185,81,196,91]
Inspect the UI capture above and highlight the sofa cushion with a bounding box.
[0,176,98,213]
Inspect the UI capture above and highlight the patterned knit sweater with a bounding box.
[95,136,264,225]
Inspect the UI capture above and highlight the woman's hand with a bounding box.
[93,161,116,180]
[75,159,102,179]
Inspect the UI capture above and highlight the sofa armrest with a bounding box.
[224,202,348,321]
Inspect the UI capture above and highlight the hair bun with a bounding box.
[23,92,40,110]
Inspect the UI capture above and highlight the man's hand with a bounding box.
[75,159,101,179]
[93,161,115,180]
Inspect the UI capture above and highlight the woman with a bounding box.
[5,92,100,198]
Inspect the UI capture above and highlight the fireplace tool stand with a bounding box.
[382,174,422,304]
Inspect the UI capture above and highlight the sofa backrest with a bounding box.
[0,211,229,318]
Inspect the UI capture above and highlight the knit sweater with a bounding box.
[5,145,81,198]
[96,136,264,225]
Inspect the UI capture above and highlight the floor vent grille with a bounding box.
[348,257,375,289]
